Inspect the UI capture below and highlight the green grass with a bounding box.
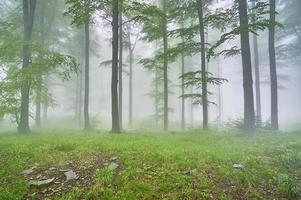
[0,129,300,199]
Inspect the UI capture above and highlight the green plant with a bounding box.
[277,149,299,167]
[95,167,114,187]
[278,175,301,199]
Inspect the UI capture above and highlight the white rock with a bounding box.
[64,170,77,180]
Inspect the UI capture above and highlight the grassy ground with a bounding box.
[0,129,300,200]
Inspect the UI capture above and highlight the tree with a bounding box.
[180,35,185,130]
[251,0,262,126]
[269,0,278,130]
[118,6,123,130]
[111,0,120,133]
[18,0,37,133]
[196,0,208,130]
[238,0,255,130]
[161,0,169,131]
[124,23,140,128]
[84,21,90,130]
[35,0,46,128]
[65,0,99,130]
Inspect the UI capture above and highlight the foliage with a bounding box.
[181,70,227,106]
[0,0,79,126]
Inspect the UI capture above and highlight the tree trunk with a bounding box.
[269,0,279,130]
[118,10,123,130]
[111,0,120,133]
[128,32,133,128]
[238,0,255,131]
[78,33,84,127]
[217,58,222,126]
[155,60,159,128]
[196,0,208,130]
[35,0,46,128]
[252,1,262,126]
[162,0,168,131]
[181,37,185,130]
[42,75,48,122]
[19,0,36,133]
[84,22,90,130]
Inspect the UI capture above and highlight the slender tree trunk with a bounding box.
[42,75,48,122]
[181,37,185,130]
[78,58,83,127]
[19,0,36,133]
[118,10,123,130]
[84,22,90,130]
[35,87,41,127]
[217,58,222,125]
[111,0,120,133]
[196,0,208,130]
[238,0,255,131]
[162,0,168,131]
[155,62,159,128]
[252,1,262,126]
[75,71,79,119]
[35,0,46,128]
[78,33,84,127]
[128,33,133,128]
[190,85,194,127]
[269,0,279,130]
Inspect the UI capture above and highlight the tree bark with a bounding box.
[238,0,255,131]
[19,0,36,133]
[162,0,169,131]
[252,1,262,126]
[84,22,90,130]
[269,0,279,130]
[196,0,208,130]
[181,37,185,130]
[128,31,133,128]
[35,0,46,128]
[111,0,120,133]
[118,9,123,130]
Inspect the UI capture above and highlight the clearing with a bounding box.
[0,130,300,199]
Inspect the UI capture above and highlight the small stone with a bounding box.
[64,170,77,180]
[29,178,54,187]
[233,164,244,169]
[21,169,33,175]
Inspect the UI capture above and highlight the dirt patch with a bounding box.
[22,153,118,200]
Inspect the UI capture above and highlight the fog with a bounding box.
[1,1,301,199]
[0,0,300,132]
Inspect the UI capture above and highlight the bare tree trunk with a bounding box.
[179,23,185,130]
[155,62,159,128]
[128,33,133,128]
[35,0,46,128]
[252,1,262,126]
[42,75,48,123]
[19,0,36,133]
[118,10,123,130]
[84,22,90,130]
[269,0,279,130]
[196,0,208,130]
[162,0,168,131]
[217,58,222,126]
[111,0,120,133]
[238,0,255,131]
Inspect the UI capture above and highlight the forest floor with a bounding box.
[0,129,300,200]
